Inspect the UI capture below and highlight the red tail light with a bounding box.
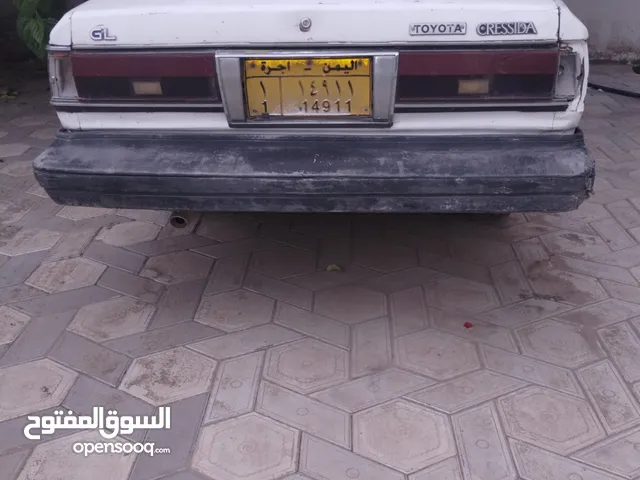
[396,49,560,104]
[68,52,219,103]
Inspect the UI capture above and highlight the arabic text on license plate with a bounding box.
[244,58,372,119]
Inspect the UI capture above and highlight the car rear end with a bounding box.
[34,0,594,213]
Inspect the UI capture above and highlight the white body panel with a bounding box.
[50,0,588,47]
[60,0,562,47]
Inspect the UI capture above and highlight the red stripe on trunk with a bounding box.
[398,50,559,76]
[71,53,216,77]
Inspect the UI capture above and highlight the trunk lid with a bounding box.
[68,0,561,48]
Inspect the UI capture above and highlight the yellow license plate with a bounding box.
[244,57,372,119]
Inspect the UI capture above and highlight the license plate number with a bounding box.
[244,57,372,119]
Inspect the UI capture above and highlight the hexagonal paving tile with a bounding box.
[425,278,500,314]
[314,285,386,324]
[530,270,609,306]
[141,251,213,285]
[540,231,612,259]
[116,209,170,225]
[10,115,51,127]
[353,400,456,473]
[195,289,274,332]
[28,127,58,140]
[0,306,30,345]
[292,216,350,238]
[57,206,113,220]
[516,319,605,368]
[353,239,418,272]
[120,347,217,405]
[1,160,33,177]
[26,258,107,293]
[251,246,316,279]
[432,309,518,352]
[0,359,77,422]
[69,296,155,342]
[265,338,348,393]
[575,426,640,478]
[96,221,161,247]
[395,329,481,380]
[17,431,136,480]
[192,413,299,480]
[448,237,516,266]
[410,457,463,480]
[509,438,618,480]
[0,143,30,157]
[196,215,259,242]
[26,184,48,199]
[497,386,606,454]
[0,228,62,256]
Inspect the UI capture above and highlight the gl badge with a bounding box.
[90,26,117,41]
[410,23,467,36]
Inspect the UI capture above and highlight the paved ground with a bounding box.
[591,64,640,94]
[1,68,640,480]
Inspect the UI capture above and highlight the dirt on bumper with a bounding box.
[33,130,595,213]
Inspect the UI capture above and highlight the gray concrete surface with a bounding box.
[590,64,640,93]
[565,0,640,60]
[1,73,640,480]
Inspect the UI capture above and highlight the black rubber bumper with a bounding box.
[33,130,595,213]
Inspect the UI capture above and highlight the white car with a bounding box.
[34,0,594,213]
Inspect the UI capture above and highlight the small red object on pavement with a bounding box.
[463,322,473,329]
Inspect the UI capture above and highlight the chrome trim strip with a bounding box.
[61,48,219,56]
[227,118,385,127]
[51,100,224,109]
[215,56,245,123]
[217,50,394,59]
[395,101,570,109]
[63,39,558,50]
[48,57,62,98]
[47,45,71,52]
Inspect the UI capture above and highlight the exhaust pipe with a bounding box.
[169,211,190,229]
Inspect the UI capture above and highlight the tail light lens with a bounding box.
[48,51,79,102]
[554,51,579,101]
[49,51,220,103]
[396,49,560,104]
